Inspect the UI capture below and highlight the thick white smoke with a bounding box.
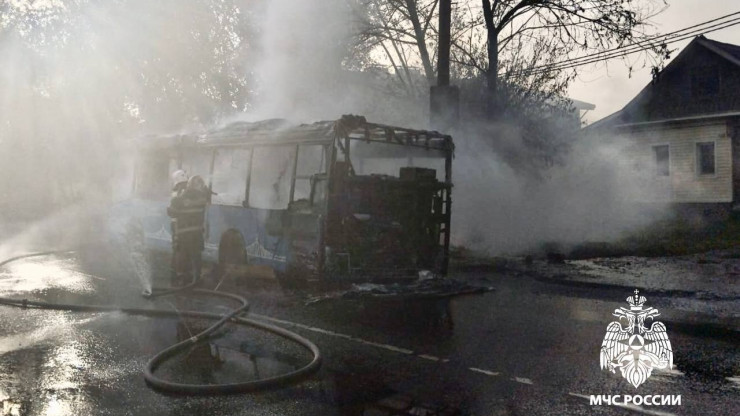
[452,126,667,254]
[247,0,427,127]
[0,0,667,258]
[248,0,667,255]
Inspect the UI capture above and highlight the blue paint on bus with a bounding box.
[205,204,290,272]
[115,198,292,273]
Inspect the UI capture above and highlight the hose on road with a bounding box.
[0,251,322,395]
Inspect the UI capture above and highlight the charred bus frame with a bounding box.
[132,115,454,281]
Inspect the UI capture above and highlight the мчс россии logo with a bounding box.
[600,290,674,388]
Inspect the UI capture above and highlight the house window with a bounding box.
[653,145,670,176]
[690,66,719,98]
[696,142,715,175]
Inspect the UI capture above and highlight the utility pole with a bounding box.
[437,0,451,87]
[430,0,459,132]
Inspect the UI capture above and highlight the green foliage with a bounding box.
[0,1,257,210]
[0,0,256,133]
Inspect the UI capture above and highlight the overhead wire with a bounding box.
[510,11,740,76]
[528,11,740,71]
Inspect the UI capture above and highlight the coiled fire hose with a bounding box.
[0,251,322,395]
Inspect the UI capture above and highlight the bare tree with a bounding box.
[350,0,441,97]
[479,0,666,111]
[352,0,665,109]
[349,0,666,173]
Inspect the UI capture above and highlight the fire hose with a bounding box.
[0,251,322,395]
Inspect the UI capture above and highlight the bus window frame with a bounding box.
[208,147,254,207]
[133,150,178,201]
[291,143,332,208]
[227,142,333,210]
[243,147,255,207]
[240,144,298,210]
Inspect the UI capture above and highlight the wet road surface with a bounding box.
[0,251,737,415]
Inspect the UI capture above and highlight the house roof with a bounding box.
[586,35,740,131]
[570,98,596,111]
[699,37,740,66]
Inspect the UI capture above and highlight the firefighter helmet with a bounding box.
[187,175,206,191]
[171,170,188,186]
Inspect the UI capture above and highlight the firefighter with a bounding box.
[171,169,189,196]
[168,170,189,285]
[167,175,209,286]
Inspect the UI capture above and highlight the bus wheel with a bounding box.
[217,230,247,282]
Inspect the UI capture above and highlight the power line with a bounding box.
[527,10,740,72]
[539,19,740,74]
[523,18,740,75]
[521,11,740,73]
[511,11,740,76]
[538,17,740,73]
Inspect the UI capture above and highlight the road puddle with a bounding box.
[1,399,21,416]
[320,372,462,415]
[154,320,313,386]
[0,256,95,295]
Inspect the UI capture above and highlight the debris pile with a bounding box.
[304,275,492,305]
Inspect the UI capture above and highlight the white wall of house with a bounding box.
[621,121,733,203]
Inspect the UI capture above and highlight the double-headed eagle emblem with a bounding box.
[600,290,673,388]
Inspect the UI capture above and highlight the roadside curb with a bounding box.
[530,270,739,300]
[532,274,740,336]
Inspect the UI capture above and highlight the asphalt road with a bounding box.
[0,251,737,415]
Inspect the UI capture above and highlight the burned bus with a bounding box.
[130,115,454,281]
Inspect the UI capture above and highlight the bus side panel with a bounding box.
[116,200,302,275]
[205,205,291,273]
[283,212,323,279]
[123,198,175,253]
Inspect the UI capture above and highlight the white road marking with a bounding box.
[355,339,413,355]
[251,314,525,384]
[660,368,685,377]
[651,368,685,384]
[568,393,677,416]
[251,314,411,354]
[469,367,500,377]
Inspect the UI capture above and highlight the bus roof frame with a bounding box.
[138,115,454,159]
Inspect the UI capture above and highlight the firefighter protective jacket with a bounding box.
[167,188,209,250]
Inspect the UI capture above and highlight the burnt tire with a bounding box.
[216,230,247,281]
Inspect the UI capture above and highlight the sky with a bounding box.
[568,1,740,124]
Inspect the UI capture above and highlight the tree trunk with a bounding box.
[481,0,499,116]
[437,0,451,87]
[405,0,435,84]
[486,27,498,113]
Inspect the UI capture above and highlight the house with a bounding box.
[571,98,596,122]
[587,35,740,218]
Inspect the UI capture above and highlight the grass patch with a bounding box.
[570,215,740,259]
